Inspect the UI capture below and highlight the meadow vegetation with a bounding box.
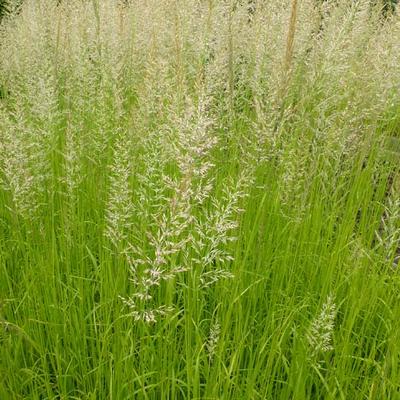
[0,0,400,398]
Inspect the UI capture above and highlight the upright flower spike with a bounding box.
[307,294,337,364]
[119,95,252,323]
[105,129,133,251]
[206,318,221,362]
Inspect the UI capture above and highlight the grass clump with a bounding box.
[1,0,400,398]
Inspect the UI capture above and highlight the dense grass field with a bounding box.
[1,1,400,398]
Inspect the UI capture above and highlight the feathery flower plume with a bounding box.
[120,95,251,323]
[206,319,221,362]
[375,189,400,268]
[120,96,218,322]
[307,294,336,363]
[105,129,133,250]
